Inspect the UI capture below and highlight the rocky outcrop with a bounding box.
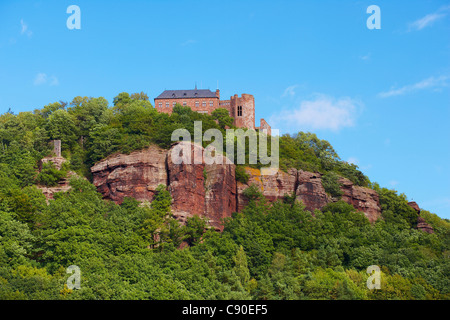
[235,167,381,222]
[408,201,434,234]
[39,156,66,170]
[38,171,76,201]
[167,142,236,231]
[167,142,206,224]
[338,177,381,223]
[296,171,330,212]
[91,145,167,204]
[90,144,383,230]
[237,167,297,211]
[407,201,421,213]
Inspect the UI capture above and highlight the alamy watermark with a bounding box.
[66,265,81,289]
[66,5,81,30]
[367,5,381,30]
[366,265,381,290]
[171,121,279,175]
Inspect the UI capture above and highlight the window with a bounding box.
[173,102,176,107]
[183,101,187,106]
[209,101,213,107]
[166,102,169,108]
[202,101,206,107]
[195,101,199,107]
[159,103,162,108]
[198,111,208,114]
[237,106,243,117]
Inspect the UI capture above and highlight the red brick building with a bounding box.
[154,88,271,135]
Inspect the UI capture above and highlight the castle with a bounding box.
[154,88,271,135]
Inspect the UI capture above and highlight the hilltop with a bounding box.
[0,92,448,300]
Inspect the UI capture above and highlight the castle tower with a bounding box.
[229,94,255,130]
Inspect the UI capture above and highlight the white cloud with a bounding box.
[270,94,362,131]
[33,73,59,86]
[281,85,299,98]
[20,19,32,37]
[49,76,59,86]
[34,73,47,85]
[378,76,449,98]
[408,5,450,31]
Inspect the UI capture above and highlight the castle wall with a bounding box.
[230,94,255,130]
[259,119,271,136]
[154,91,258,131]
[154,97,219,115]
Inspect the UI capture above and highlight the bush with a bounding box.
[36,162,68,187]
[235,166,250,184]
[321,172,343,198]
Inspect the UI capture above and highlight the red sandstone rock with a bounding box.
[296,171,330,213]
[167,142,207,225]
[407,201,434,234]
[204,156,237,231]
[38,171,76,201]
[338,177,381,223]
[90,145,167,204]
[236,167,297,211]
[417,216,434,234]
[90,146,384,228]
[168,142,236,231]
[407,201,421,213]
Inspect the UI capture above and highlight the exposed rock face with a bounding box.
[235,168,380,222]
[417,217,434,234]
[296,171,330,213]
[40,156,66,170]
[236,167,297,212]
[91,145,167,204]
[167,142,236,231]
[167,142,206,225]
[204,158,237,230]
[90,145,383,230]
[338,177,381,223]
[38,171,76,201]
[408,201,434,234]
[407,201,421,213]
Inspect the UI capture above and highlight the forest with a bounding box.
[0,92,448,299]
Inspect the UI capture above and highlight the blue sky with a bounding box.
[1,0,449,218]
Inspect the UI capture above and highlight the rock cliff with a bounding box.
[408,201,434,234]
[91,145,167,204]
[90,143,384,229]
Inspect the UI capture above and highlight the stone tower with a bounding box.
[229,94,255,130]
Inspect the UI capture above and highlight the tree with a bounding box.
[212,108,234,128]
[233,246,250,287]
[46,109,78,150]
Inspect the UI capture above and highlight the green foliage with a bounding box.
[211,108,234,128]
[0,92,448,300]
[321,171,344,198]
[36,162,68,187]
[235,165,250,184]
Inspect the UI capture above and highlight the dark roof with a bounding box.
[155,89,218,99]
